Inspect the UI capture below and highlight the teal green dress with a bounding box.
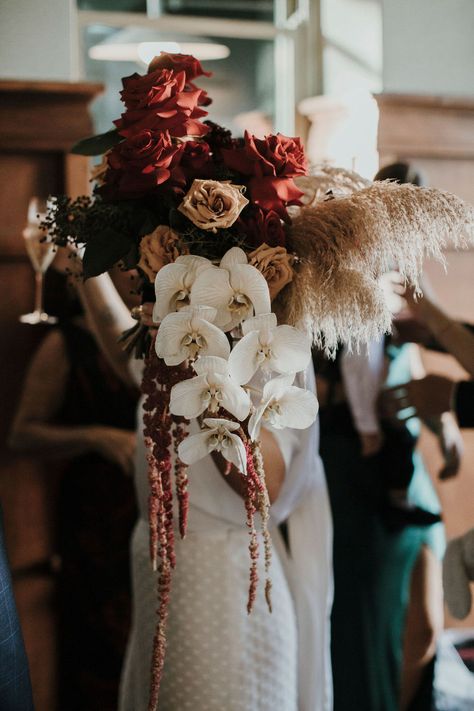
[318,344,444,711]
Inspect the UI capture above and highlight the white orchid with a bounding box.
[155,306,230,366]
[228,313,312,385]
[190,247,271,332]
[153,255,212,322]
[178,417,247,474]
[248,374,319,440]
[169,356,251,421]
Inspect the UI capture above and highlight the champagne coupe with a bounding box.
[19,197,58,325]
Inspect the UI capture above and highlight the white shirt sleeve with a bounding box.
[340,340,385,435]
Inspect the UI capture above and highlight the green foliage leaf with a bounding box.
[82,229,133,279]
[71,129,122,156]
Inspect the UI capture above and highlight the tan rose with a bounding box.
[248,243,295,300]
[178,179,249,232]
[138,226,187,282]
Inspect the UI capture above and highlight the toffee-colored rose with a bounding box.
[178,179,249,232]
[248,243,294,300]
[115,68,208,139]
[138,226,187,282]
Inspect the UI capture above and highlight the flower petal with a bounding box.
[190,266,234,329]
[220,246,248,271]
[194,320,231,359]
[276,387,319,429]
[261,373,295,402]
[248,405,265,441]
[170,375,209,418]
[229,264,271,316]
[181,304,217,323]
[226,432,248,474]
[228,331,261,385]
[154,262,188,321]
[155,311,189,361]
[269,325,312,374]
[242,312,277,336]
[203,417,240,431]
[178,430,215,466]
[220,381,251,421]
[193,355,229,377]
[176,254,212,271]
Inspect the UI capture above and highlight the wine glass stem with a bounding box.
[34,271,44,315]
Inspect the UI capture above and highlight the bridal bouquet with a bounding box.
[45,52,474,709]
[45,52,319,708]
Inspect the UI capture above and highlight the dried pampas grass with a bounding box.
[283,180,474,352]
[294,165,371,208]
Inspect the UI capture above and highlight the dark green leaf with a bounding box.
[82,229,133,278]
[71,129,122,156]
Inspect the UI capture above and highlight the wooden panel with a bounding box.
[0,153,63,256]
[376,94,474,160]
[0,81,102,711]
[0,81,103,153]
[376,93,474,205]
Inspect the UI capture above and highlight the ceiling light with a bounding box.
[89,27,230,65]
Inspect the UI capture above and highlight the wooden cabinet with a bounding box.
[0,80,102,711]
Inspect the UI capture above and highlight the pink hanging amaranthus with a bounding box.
[141,342,193,711]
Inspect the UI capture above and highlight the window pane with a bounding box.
[77,0,147,12]
[162,0,274,22]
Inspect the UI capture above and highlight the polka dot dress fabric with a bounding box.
[119,519,297,711]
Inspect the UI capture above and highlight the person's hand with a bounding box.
[379,374,456,420]
[89,426,136,475]
[437,413,464,480]
[392,314,434,346]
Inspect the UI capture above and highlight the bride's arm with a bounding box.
[76,273,136,386]
[212,428,285,504]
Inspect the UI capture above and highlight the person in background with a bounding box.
[382,283,474,428]
[9,257,139,711]
[316,161,458,711]
[0,509,34,711]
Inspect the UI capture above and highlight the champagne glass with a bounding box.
[20,197,58,325]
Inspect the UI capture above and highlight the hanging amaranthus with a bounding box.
[141,342,192,710]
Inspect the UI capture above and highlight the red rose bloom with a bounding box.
[115,68,209,139]
[105,129,184,198]
[238,206,286,248]
[223,131,307,179]
[181,140,211,171]
[147,52,212,81]
[222,131,307,220]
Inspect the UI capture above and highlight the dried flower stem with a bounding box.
[251,440,272,613]
[173,421,190,539]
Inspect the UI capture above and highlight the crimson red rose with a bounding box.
[115,68,209,138]
[238,206,286,248]
[223,131,307,179]
[180,140,212,175]
[222,131,307,219]
[147,52,212,81]
[105,129,184,198]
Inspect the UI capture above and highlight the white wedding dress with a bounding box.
[119,364,333,711]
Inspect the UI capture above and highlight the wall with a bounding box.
[383,0,474,96]
[0,0,78,81]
